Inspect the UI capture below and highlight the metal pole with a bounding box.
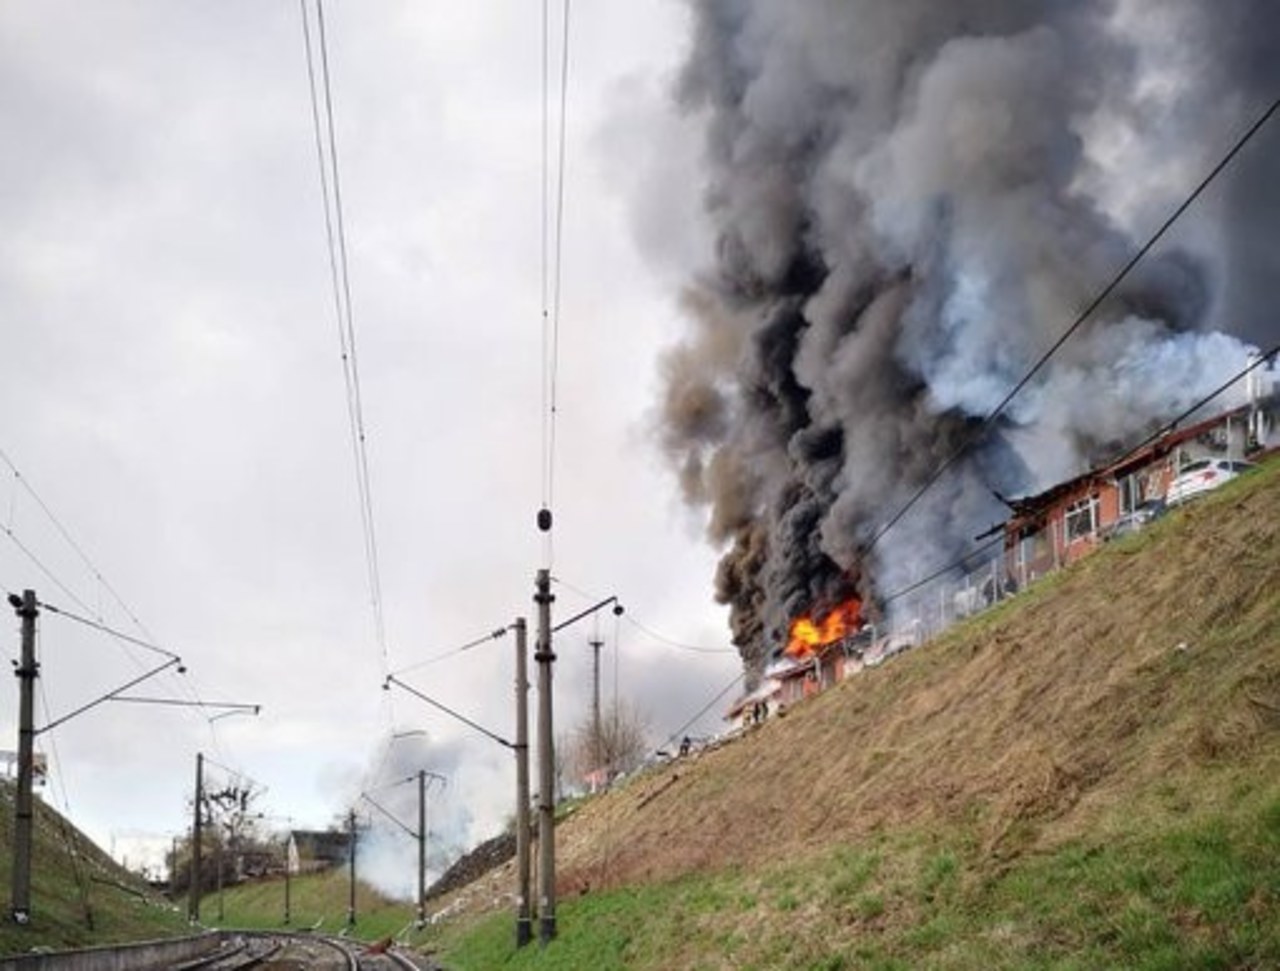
[417,770,426,926]
[10,589,38,924]
[534,570,556,944]
[590,636,603,773]
[514,616,532,947]
[283,837,291,925]
[346,809,356,927]
[216,837,224,922]
[189,752,203,923]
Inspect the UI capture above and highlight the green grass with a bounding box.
[432,786,1280,970]
[213,867,417,942]
[0,783,189,956]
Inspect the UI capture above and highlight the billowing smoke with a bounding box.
[342,731,505,902]
[655,0,1279,674]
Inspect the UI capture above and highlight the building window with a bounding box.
[1064,495,1099,542]
[1118,474,1138,515]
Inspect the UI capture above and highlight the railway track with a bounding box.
[173,931,433,970]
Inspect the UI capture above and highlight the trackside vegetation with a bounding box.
[428,456,1280,969]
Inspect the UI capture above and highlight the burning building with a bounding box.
[653,1,1280,678]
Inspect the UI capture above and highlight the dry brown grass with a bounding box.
[547,457,1280,898]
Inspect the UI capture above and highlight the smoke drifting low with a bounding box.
[655,0,1280,674]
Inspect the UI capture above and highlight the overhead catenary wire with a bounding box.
[537,0,573,559]
[546,0,572,510]
[0,446,159,646]
[862,94,1280,557]
[2,525,98,620]
[0,449,219,724]
[300,0,389,682]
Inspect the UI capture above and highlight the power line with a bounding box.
[879,535,1006,607]
[0,449,216,722]
[863,94,1280,556]
[1,525,97,619]
[659,672,744,753]
[0,446,159,645]
[625,617,737,655]
[551,576,736,655]
[546,0,572,510]
[875,342,1279,609]
[300,0,389,679]
[1110,340,1280,468]
[538,0,573,559]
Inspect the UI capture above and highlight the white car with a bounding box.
[1165,459,1255,506]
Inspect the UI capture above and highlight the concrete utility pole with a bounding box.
[10,589,38,924]
[514,616,532,947]
[346,809,357,927]
[533,570,556,944]
[189,752,203,923]
[417,770,427,926]
[283,836,291,925]
[589,635,604,769]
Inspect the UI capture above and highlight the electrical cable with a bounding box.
[863,94,1280,557]
[878,535,1007,608]
[1,525,97,620]
[300,0,390,688]
[0,452,216,720]
[1109,339,1280,469]
[551,576,736,654]
[546,0,572,511]
[659,671,744,754]
[863,343,1279,624]
[537,0,573,563]
[625,616,738,655]
[0,446,160,646]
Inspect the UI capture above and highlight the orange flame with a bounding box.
[784,598,861,659]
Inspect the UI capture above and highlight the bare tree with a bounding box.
[565,699,649,790]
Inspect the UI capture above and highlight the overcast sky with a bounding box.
[0,1,738,884]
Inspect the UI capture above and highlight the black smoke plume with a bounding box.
[655,1,1279,676]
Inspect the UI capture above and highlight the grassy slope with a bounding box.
[0,782,189,956]
[214,866,417,942]
[433,457,1280,969]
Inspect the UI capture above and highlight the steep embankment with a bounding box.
[560,455,1279,883]
[0,781,188,955]
[437,457,1280,969]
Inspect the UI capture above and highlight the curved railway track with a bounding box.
[174,931,432,970]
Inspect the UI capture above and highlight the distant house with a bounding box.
[286,829,351,875]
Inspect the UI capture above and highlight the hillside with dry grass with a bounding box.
[432,456,1280,969]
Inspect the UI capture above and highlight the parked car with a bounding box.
[1102,498,1167,540]
[1165,459,1255,506]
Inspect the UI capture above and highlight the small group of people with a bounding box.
[749,700,769,725]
